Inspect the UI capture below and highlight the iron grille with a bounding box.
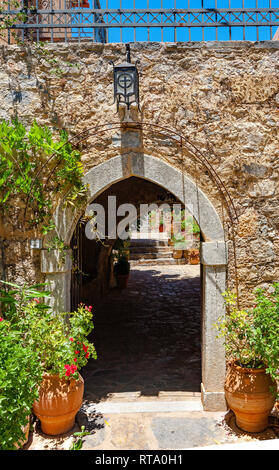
[0,1,279,44]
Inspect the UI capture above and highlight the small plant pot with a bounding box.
[183,249,189,261]
[225,361,276,433]
[189,249,200,264]
[173,249,183,259]
[115,273,129,289]
[33,373,84,436]
[159,224,164,233]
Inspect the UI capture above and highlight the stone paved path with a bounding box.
[27,408,279,450]
[84,265,201,401]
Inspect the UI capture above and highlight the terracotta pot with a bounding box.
[33,373,84,436]
[189,249,200,264]
[159,224,164,233]
[183,249,189,260]
[115,273,129,289]
[225,361,276,433]
[173,249,183,259]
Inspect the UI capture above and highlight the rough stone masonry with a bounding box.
[0,40,279,305]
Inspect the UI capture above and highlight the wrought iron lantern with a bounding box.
[111,44,140,111]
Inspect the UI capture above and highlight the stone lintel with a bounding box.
[201,241,228,266]
[41,249,72,274]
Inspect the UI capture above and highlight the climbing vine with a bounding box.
[0,0,27,44]
[0,119,87,234]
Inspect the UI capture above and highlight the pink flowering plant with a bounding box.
[0,281,97,380]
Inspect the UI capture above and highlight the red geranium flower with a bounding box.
[0,317,3,322]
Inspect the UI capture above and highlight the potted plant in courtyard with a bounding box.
[188,247,200,265]
[0,317,43,450]
[0,281,97,436]
[159,213,165,233]
[112,238,131,289]
[171,234,186,259]
[113,255,130,289]
[215,287,279,433]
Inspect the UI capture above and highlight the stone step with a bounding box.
[129,245,171,253]
[129,251,173,260]
[130,239,169,248]
[130,258,189,266]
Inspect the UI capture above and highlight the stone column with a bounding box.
[41,249,72,313]
[200,241,228,411]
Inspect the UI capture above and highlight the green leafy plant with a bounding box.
[0,119,86,234]
[45,236,70,267]
[0,281,97,380]
[69,425,91,450]
[0,318,43,450]
[0,1,27,45]
[215,286,279,383]
[112,237,130,261]
[171,233,188,249]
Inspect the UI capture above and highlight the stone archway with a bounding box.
[41,153,228,411]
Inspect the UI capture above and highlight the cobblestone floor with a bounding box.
[83,265,202,401]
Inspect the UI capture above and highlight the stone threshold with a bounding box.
[86,399,203,414]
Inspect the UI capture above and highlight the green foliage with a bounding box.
[45,236,69,267]
[0,119,86,233]
[69,426,91,450]
[171,233,188,249]
[113,237,130,260]
[0,280,97,448]
[0,319,43,450]
[0,1,26,45]
[0,281,97,380]
[215,286,279,383]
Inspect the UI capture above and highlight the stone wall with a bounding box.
[0,41,279,306]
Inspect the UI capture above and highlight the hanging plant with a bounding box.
[0,119,87,234]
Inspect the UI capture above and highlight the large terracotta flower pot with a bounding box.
[33,373,84,436]
[225,361,276,433]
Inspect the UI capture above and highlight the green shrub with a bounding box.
[0,319,43,450]
[215,285,279,383]
[0,281,97,380]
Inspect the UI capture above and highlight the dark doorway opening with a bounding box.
[70,177,201,401]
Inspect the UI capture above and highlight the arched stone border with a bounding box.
[41,153,228,411]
